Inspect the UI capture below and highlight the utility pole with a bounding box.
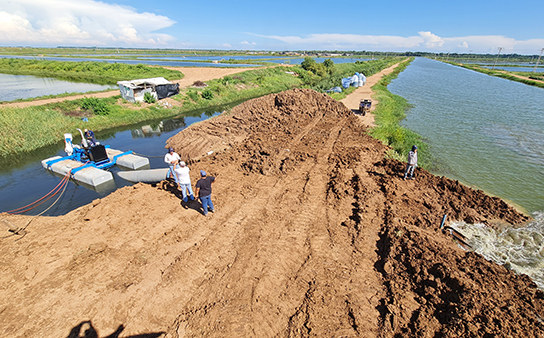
[533,48,544,73]
[492,47,503,69]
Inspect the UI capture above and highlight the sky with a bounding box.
[1,0,543,55]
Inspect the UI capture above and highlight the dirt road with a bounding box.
[1,87,542,338]
[1,66,256,108]
[339,62,401,127]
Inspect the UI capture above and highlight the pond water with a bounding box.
[389,57,544,214]
[137,55,292,61]
[0,55,260,68]
[0,105,232,216]
[0,73,116,102]
[481,66,544,73]
[266,57,372,65]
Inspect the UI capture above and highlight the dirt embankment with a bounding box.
[1,89,542,338]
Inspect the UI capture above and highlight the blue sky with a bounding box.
[1,0,543,55]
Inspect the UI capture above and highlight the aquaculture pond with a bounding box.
[0,55,260,68]
[0,73,116,102]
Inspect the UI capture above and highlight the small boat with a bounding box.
[41,129,149,187]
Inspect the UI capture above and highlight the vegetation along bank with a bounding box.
[0,58,402,158]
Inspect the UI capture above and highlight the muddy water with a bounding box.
[451,214,544,289]
[389,57,544,214]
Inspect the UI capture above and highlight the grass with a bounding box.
[0,59,400,158]
[446,61,544,89]
[368,58,432,169]
[0,58,184,85]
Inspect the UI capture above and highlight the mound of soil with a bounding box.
[1,88,541,338]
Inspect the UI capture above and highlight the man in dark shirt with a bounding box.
[195,170,216,216]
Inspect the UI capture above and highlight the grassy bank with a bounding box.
[368,57,431,169]
[0,59,400,158]
[447,62,544,89]
[0,58,184,85]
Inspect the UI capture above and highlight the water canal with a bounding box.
[389,57,544,215]
[0,106,227,216]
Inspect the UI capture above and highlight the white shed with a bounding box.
[117,77,179,103]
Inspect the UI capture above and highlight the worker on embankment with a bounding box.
[403,145,418,180]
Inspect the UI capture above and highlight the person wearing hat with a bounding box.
[404,145,418,180]
[164,147,181,179]
[195,170,216,216]
[174,160,195,203]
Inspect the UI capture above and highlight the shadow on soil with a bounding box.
[66,321,164,338]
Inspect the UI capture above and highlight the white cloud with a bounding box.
[0,0,176,46]
[223,43,232,48]
[240,41,257,46]
[418,31,444,48]
[251,31,544,54]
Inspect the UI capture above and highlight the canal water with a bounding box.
[0,73,116,102]
[0,106,227,217]
[389,57,544,289]
[389,57,544,214]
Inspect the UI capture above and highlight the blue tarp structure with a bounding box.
[325,86,343,93]
[341,72,366,89]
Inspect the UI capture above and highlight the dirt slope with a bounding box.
[1,89,542,338]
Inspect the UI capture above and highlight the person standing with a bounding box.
[164,147,181,179]
[195,170,216,216]
[174,161,195,203]
[404,145,418,180]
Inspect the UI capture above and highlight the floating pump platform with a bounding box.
[42,146,149,187]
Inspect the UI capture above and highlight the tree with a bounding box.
[301,57,316,71]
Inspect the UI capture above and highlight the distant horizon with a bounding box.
[1,0,543,55]
[1,46,542,58]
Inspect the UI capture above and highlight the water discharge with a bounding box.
[451,213,544,289]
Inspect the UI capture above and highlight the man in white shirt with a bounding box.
[174,161,195,203]
[164,147,181,179]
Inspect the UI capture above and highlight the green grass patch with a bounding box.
[368,58,432,169]
[446,61,544,89]
[0,58,184,85]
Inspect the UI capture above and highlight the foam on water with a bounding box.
[451,212,544,289]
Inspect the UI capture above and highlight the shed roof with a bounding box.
[117,77,172,89]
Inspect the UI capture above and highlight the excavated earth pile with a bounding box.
[1,88,542,337]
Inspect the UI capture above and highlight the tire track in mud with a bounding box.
[165,104,340,337]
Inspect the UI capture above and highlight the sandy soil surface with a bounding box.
[2,87,544,337]
[1,66,256,108]
[339,63,401,127]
